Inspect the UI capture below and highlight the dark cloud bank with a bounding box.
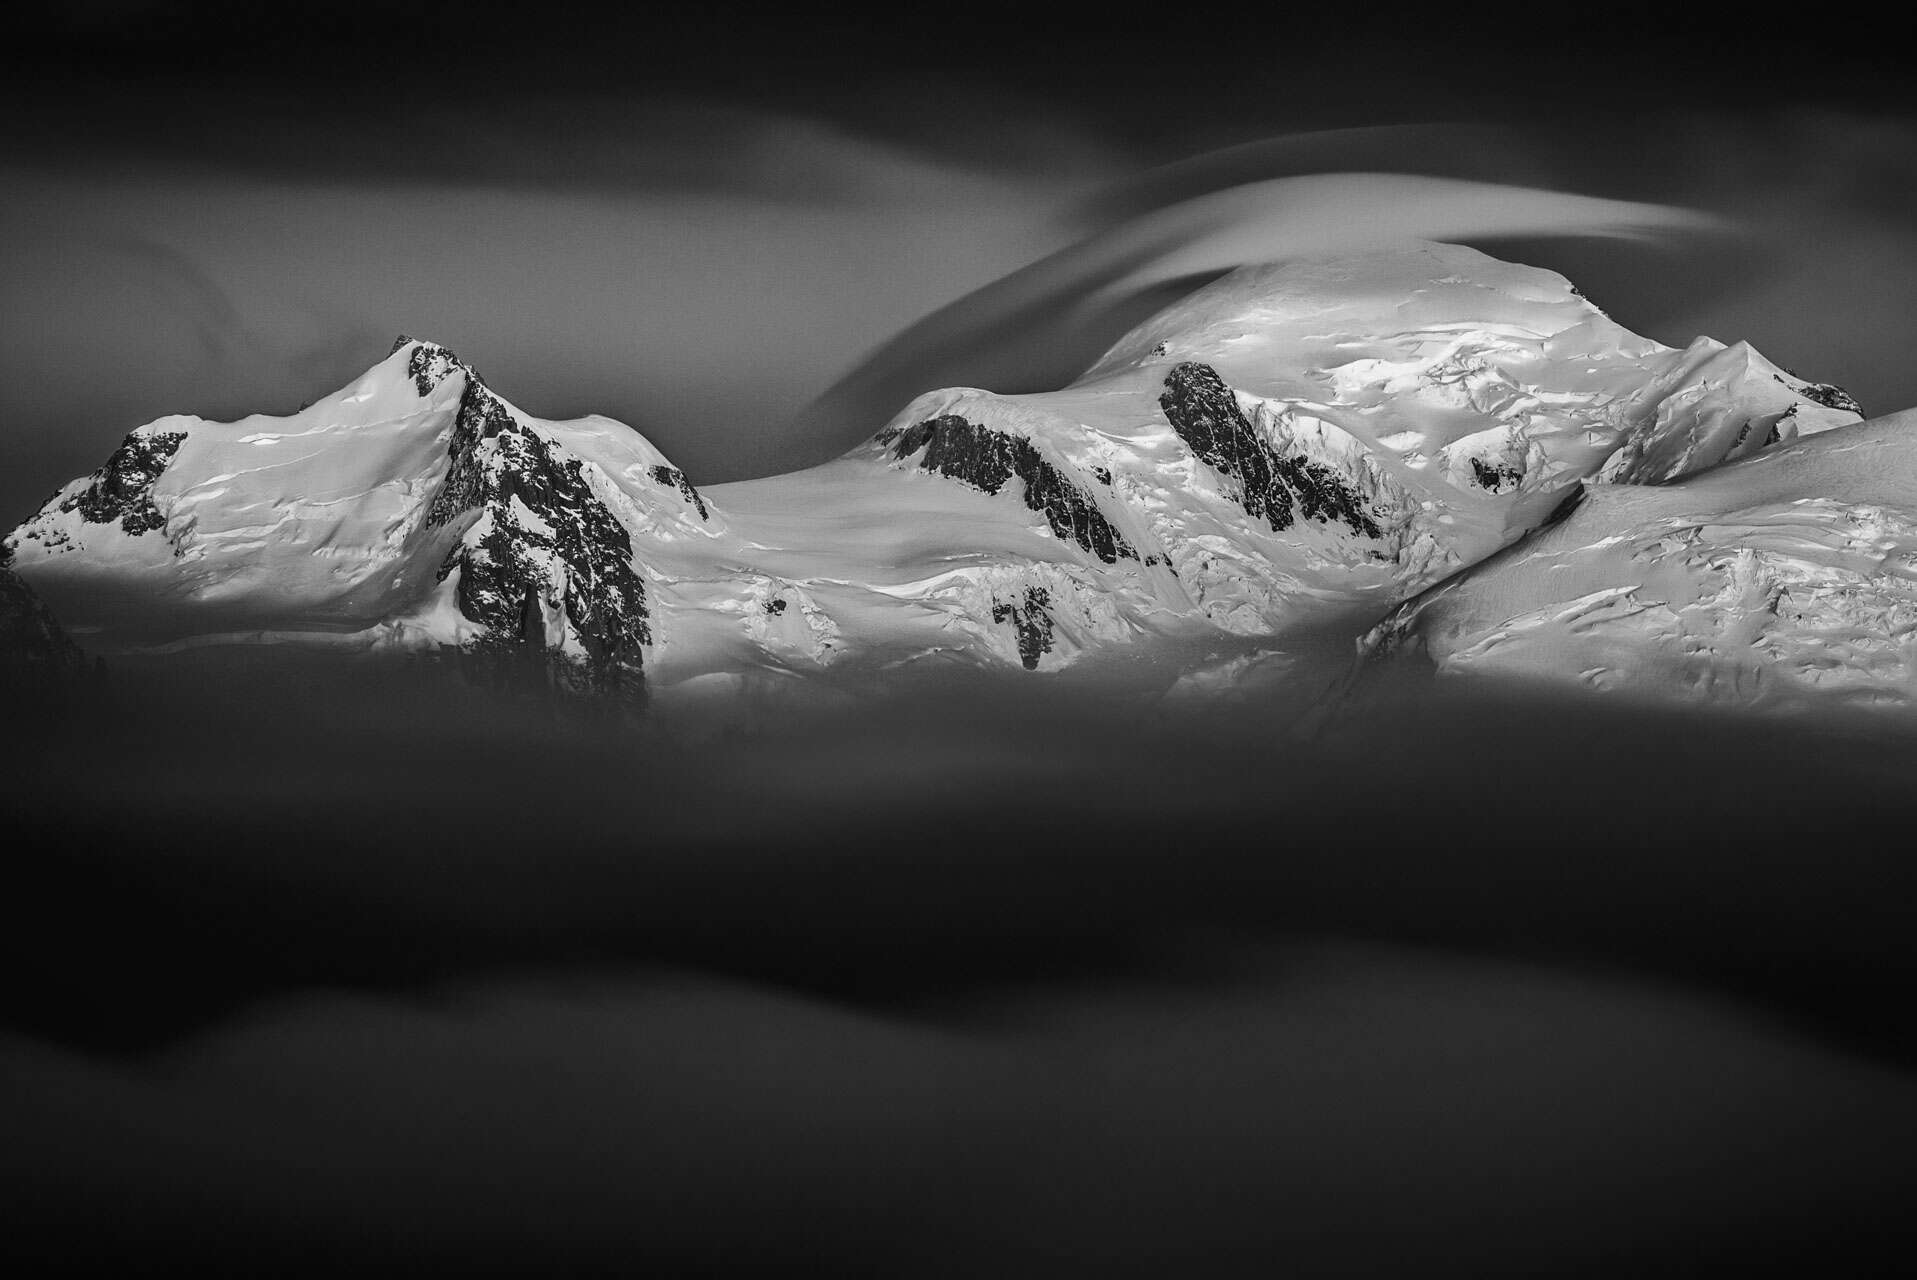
[7,659,1917,1275]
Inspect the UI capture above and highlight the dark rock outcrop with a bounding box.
[991,586,1055,670]
[1158,363,1383,539]
[648,465,710,521]
[408,341,650,694]
[1778,373,1863,416]
[403,336,462,395]
[58,429,188,537]
[878,415,1136,564]
[1470,457,1524,493]
[1732,409,1789,455]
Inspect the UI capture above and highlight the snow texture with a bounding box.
[1370,409,1917,712]
[4,241,1872,705]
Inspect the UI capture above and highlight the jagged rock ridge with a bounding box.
[877,415,1137,563]
[58,429,188,537]
[1786,376,1863,415]
[1157,363,1384,539]
[2,241,1882,707]
[990,586,1056,670]
[647,466,710,520]
[409,341,651,694]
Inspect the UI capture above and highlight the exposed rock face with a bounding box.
[1470,457,1525,493]
[401,334,461,394]
[0,244,1883,702]
[1158,363,1384,539]
[991,585,1055,670]
[1730,413,1785,454]
[1787,376,1863,416]
[412,342,651,694]
[59,429,187,537]
[878,415,1136,564]
[647,466,710,521]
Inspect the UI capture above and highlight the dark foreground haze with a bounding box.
[6,659,1917,1276]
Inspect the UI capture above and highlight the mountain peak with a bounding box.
[390,336,475,399]
[1085,239,1634,383]
[2,244,1878,708]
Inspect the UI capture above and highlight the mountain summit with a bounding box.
[5,241,1873,707]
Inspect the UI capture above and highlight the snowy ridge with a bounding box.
[4,241,1877,703]
[1369,409,1917,712]
[1595,337,1863,484]
[4,338,715,693]
[791,241,1862,651]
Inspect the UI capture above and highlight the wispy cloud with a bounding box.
[787,171,1720,458]
[4,102,1914,529]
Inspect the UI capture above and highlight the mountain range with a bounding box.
[10,239,1902,714]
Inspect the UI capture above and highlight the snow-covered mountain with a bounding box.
[4,240,1871,704]
[1367,407,1917,713]
[6,337,717,696]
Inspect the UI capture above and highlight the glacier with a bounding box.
[4,239,1886,711]
[1368,408,1917,712]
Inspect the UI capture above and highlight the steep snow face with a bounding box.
[4,339,715,691]
[1594,337,1864,484]
[1368,410,1917,712]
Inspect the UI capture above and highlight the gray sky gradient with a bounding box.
[4,100,1915,528]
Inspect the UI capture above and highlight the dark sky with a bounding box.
[3,2,1914,520]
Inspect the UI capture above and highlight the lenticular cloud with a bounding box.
[788,172,1719,456]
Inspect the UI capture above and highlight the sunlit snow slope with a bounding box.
[675,241,1857,680]
[4,241,1867,697]
[5,339,717,693]
[1368,409,1917,712]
